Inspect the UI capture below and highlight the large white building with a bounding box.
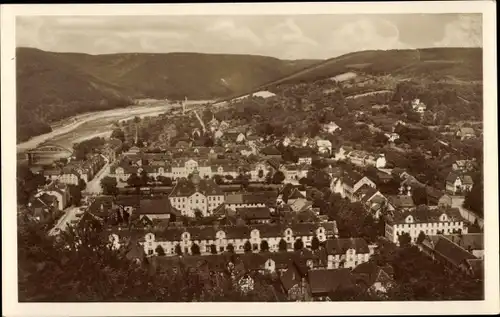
[324,238,373,269]
[107,221,338,256]
[168,171,224,217]
[384,206,467,245]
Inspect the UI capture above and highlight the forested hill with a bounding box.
[16,47,319,142]
[16,48,133,142]
[262,47,483,86]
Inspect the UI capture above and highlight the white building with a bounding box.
[168,171,224,217]
[322,121,341,134]
[384,133,400,143]
[297,157,312,165]
[317,140,333,155]
[109,221,338,256]
[324,238,373,269]
[385,206,467,245]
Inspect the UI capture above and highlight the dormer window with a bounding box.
[405,216,414,223]
[146,233,154,241]
[441,214,448,222]
[182,232,190,240]
[286,229,292,236]
[318,227,324,234]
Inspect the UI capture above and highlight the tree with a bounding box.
[293,238,304,251]
[210,244,217,254]
[175,244,182,256]
[140,170,149,187]
[244,241,252,253]
[278,239,288,252]
[155,245,166,256]
[416,231,426,244]
[258,169,264,179]
[398,233,412,248]
[17,213,280,302]
[194,209,203,219]
[100,176,118,195]
[311,236,320,251]
[156,176,173,186]
[227,243,235,253]
[78,178,87,191]
[127,173,141,188]
[212,174,224,185]
[298,177,309,186]
[260,240,269,252]
[412,186,428,206]
[68,185,82,206]
[110,128,125,142]
[16,164,49,205]
[272,171,285,184]
[191,243,201,255]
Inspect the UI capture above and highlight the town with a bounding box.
[17,70,484,301]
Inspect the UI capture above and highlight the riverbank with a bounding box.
[16,99,214,154]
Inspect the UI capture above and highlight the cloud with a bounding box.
[16,14,480,59]
[434,15,482,47]
[206,19,263,47]
[327,18,411,55]
[263,18,319,59]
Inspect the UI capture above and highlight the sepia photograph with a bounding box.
[1,2,498,316]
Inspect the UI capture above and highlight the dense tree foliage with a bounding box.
[100,176,118,196]
[17,214,278,302]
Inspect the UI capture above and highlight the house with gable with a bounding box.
[324,238,372,269]
[452,159,477,172]
[456,127,476,140]
[338,170,377,201]
[411,98,427,113]
[316,139,333,155]
[41,180,71,210]
[445,172,474,195]
[322,121,341,134]
[168,170,225,217]
[27,193,60,223]
[352,261,394,294]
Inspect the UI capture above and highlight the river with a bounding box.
[16,99,212,154]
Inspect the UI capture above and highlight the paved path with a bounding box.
[84,156,110,195]
[451,195,484,228]
[193,110,207,134]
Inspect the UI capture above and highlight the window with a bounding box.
[219,246,224,252]
[148,249,153,255]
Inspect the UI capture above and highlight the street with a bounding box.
[84,156,110,195]
[49,206,83,236]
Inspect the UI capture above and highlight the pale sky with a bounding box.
[16,14,482,60]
